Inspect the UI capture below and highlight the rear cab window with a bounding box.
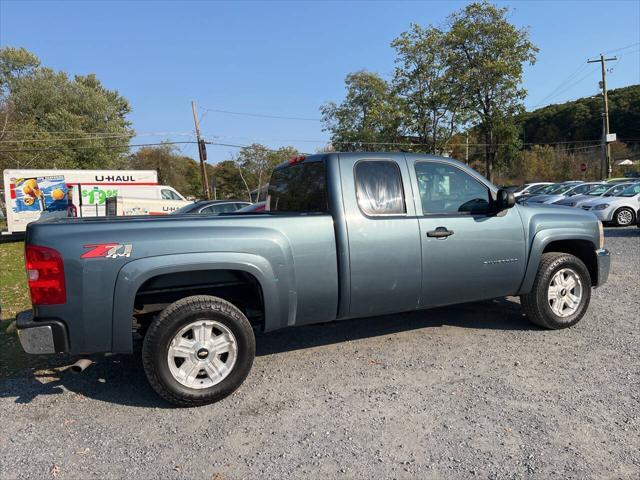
[267,160,328,213]
[354,160,406,216]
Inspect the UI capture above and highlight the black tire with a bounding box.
[613,207,635,227]
[142,295,255,407]
[520,252,592,330]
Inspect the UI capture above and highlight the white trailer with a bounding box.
[2,169,158,234]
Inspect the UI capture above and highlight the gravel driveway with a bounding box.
[1,227,638,479]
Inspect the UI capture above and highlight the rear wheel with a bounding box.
[142,295,255,407]
[613,207,635,227]
[520,253,591,329]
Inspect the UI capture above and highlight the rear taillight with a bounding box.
[25,245,66,305]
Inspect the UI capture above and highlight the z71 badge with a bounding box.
[81,243,133,259]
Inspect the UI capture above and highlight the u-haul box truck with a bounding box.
[2,169,160,234]
[105,195,191,216]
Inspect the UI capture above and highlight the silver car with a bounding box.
[580,183,640,226]
[512,182,554,198]
[525,182,599,205]
[554,183,635,208]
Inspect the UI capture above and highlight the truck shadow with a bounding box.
[256,297,533,356]
[1,297,535,408]
[603,227,639,237]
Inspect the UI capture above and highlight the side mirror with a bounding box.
[496,189,516,210]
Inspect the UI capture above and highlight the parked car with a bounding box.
[172,200,251,215]
[554,183,635,207]
[16,153,610,407]
[516,183,562,203]
[517,182,580,204]
[511,182,554,198]
[605,177,640,184]
[580,183,640,226]
[531,182,601,204]
[235,201,266,213]
[524,182,603,205]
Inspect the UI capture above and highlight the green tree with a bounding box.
[391,23,467,154]
[0,46,133,173]
[233,144,298,201]
[127,143,202,198]
[320,70,401,151]
[210,160,246,200]
[446,2,538,181]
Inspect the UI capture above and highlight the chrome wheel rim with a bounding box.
[547,268,583,318]
[167,320,237,389]
[617,209,633,225]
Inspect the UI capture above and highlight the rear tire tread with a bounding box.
[142,295,255,407]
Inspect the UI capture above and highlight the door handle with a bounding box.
[426,227,454,239]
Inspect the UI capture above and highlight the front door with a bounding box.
[340,154,422,318]
[407,159,526,308]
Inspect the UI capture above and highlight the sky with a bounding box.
[1,0,639,164]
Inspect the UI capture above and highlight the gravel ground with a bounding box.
[1,227,638,479]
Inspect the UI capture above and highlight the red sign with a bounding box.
[580,163,587,172]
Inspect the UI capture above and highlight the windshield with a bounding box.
[588,185,612,196]
[172,203,197,214]
[536,184,560,194]
[548,184,576,194]
[618,184,640,197]
[572,183,603,195]
[603,184,632,196]
[527,184,549,194]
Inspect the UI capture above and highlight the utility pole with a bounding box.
[465,132,469,165]
[191,100,211,200]
[587,54,617,179]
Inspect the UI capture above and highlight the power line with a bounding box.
[201,107,321,122]
[0,131,194,145]
[603,42,640,55]
[534,62,590,106]
[0,133,135,143]
[207,133,604,147]
[529,67,600,109]
[0,141,196,154]
[0,130,193,136]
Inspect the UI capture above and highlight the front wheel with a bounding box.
[520,253,592,329]
[613,207,635,227]
[142,295,255,407]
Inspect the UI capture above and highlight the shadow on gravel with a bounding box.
[603,227,640,237]
[256,297,535,356]
[0,298,533,408]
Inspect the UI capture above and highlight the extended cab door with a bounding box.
[407,158,526,308]
[339,154,421,318]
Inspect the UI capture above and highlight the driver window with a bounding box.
[161,189,173,200]
[415,162,490,215]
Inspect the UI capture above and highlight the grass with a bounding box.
[0,241,30,321]
[0,241,46,378]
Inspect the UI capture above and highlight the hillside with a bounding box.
[520,84,640,145]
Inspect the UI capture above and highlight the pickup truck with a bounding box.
[16,153,610,407]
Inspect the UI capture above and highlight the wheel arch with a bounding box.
[112,252,285,353]
[517,230,599,295]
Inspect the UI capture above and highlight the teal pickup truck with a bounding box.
[17,153,610,406]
